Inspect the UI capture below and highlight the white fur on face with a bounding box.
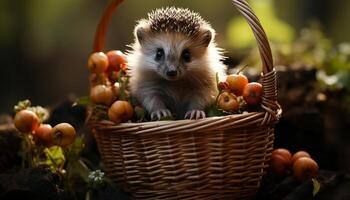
[128,32,225,80]
[137,33,189,80]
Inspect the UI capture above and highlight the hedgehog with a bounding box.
[127,7,226,120]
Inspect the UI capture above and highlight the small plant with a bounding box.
[13,100,76,169]
[84,170,106,200]
[88,169,105,188]
[12,99,97,199]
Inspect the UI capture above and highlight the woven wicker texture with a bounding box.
[89,0,281,199]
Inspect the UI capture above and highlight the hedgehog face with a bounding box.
[132,7,215,81]
[135,30,213,81]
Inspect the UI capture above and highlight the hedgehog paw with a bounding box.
[185,110,206,120]
[151,109,172,120]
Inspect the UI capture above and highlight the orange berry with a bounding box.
[270,153,291,176]
[272,148,292,162]
[293,157,318,182]
[108,101,133,124]
[292,151,311,164]
[226,74,249,96]
[14,110,40,133]
[88,52,109,74]
[90,85,115,105]
[52,123,76,148]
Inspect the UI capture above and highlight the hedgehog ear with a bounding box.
[135,26,149,46]
[198,29,213,47]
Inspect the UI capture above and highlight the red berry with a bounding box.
[242,82,263,105]
[218,81,229,91]
[33,124,54,147]
[107,50,126,69]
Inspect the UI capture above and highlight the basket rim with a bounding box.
[89,109,281,135]
[92,111,258,125]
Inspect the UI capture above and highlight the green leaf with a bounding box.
[66,136,85,160]
[14,99,31,113]
[73,96,92,107]
[312,178,321,196]
[117,71,130,101]
[44,146,65,172]
[13,100,49,122]
[27,106,50,123]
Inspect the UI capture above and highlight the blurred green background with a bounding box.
[0,0,349,113]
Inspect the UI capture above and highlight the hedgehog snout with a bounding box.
[166,69,178,77]
[165,64,179,79]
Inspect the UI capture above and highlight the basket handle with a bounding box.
[93,0,280,123]
[232,0,280,123]
[232,0,273,74]
[93,0,124,52]
[93,0,274,73]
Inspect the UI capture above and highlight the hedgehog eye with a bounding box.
[155,48,164,61]
[182,49,191,63]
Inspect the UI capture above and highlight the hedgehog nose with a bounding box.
[166,70,178,77]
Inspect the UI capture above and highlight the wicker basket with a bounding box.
[88,0,281,199]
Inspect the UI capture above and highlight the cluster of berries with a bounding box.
[270,148,319,182]
[216,71,263,113]
[88,51,133,124]
[14,101,76,148]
